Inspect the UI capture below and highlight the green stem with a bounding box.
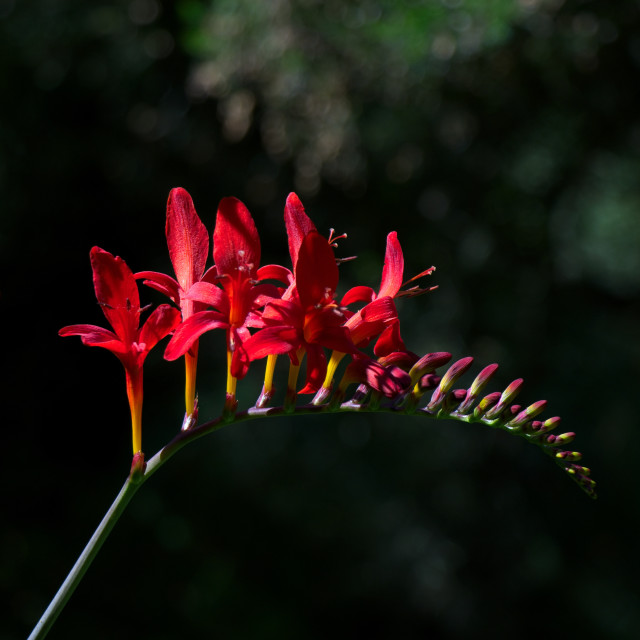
[29,394,588,638]
[27,475,143,640]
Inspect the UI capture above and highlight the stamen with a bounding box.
[328,228,348,247]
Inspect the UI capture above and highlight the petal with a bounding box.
[139,304,182,353]
[298,344,327,394]
[135,271,181,306]
[360,296,397,323]
[295,231,339,310]
[166,188,209,292]
[378,231,404,298]
[373,319,406,357]
[90,247,140,343]
[341,285,376,307]
[164,309,228,360]
[230,327,251,379]
[257,263,293,285]
[184,281,229,315]
[243,327,301,361]
[284,192,317,268]
[59,324,126,354]
[213,197,260,278]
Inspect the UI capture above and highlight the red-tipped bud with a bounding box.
[508,399,547,427]
[378,351,419,371]
[438,357,474,395]
[469,363,499,397]
[408,352,452,385]
[484,378,524,420]
[473,391,502,418]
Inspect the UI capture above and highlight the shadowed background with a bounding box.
[1,0,639,638]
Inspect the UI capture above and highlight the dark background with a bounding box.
[2,1,639,638]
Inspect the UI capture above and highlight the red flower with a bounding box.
[244,230,356,394]
[60,247,181,454]
[136,188,214,416]
[164,197,281,408]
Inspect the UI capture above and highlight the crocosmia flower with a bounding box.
[136,187,214,417]
[244,230,357,394]
[164,197,280,411]
[60,247,181,455]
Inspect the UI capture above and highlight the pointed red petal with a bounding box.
[139,304,181,353]
[166,188,209,292]
[298,344,327,394]
[213,197,260,277]
[244,327,301,361]
[90,247,140,343]
[341,285,376,307]
[378,231,404,298]
[164,310,228,360]
[284,192,317,268]
[135,271,181,305]
[295,231,339,310]
[257,263,293,285]
[373,319,406,357]
[59,324,125,354]
[184,281,229,314]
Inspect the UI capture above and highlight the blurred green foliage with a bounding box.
[1,0,639,638]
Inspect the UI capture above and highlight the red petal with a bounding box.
[90,247,140,343]
[341,285,376,307]
[185,281,229,315]
[139,304,181,353]
[298,344,327,394]
[164,310,228,360]
[284,192,317,268]
[230,327,251,379]
[295,231,339,310]
[257,263,293,285]
[373,319,406,357]
[244,327,301,361]
[378,231,404,298]
[360,296,397,323]
[166,188,209,292]
[213,197,260,278]
[59,324,125,354]
[135,271,181,306]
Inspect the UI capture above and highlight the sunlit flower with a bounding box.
[136,187,214,418]
[60,247,181,454]
[164,196,280,412]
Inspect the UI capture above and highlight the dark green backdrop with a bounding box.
[2,1,639,638]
